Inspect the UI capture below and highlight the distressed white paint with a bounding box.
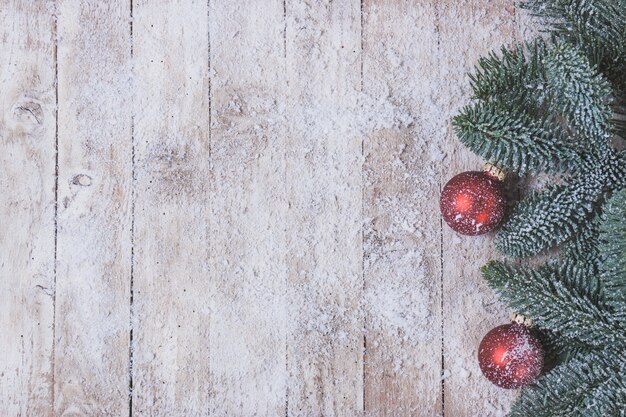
[0,1,524,415]
[132,1,211,415]
[0,2,56,416]
[55,1,132,415]
[285,1,364,415]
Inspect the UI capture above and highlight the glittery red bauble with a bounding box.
[440,170,506,235]
[478,323,544,389]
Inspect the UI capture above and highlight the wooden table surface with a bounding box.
[1,1,532,416]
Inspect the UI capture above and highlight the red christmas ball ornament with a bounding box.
[478,315,544,389]
[440,163,506,235]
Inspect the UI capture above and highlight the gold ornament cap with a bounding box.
[511,312,533,327]
[483,162,506,181]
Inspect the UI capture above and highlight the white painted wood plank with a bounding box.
[208,1,287,415]
[439,2,517,416]
[55,1,132,414]
[0,2,56,415]
[362,1,445,415]
[284,1,363,415]
[131,1,211,415]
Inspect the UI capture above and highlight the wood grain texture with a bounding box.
[208,1,288,415]
[0,1,530,415]
[439,1,518,416]
[362,1,445,416]
[132,1,211,415]
[0,1,56,415]
[55,1,132,415]
[285,0,363,415]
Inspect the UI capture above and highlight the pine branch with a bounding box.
[543,40,613,144]
[468,41,548,110]
[598,187,626,320]
[481,261,619,347]
[560,214,603,303]
[495,151,626,257]
[510,349,626,417]
[536,328,587,373]
[495,175,602,257]
[458,39,613,173]
[605,151,626,195]
[453,102,583,174]
[521,0,626,95]
[521,0,626,60]
[459,2,626,414]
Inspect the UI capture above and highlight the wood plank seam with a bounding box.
[282,37,287,417]
[128,1,135,416]
[440,188,446,417]
[206,1,212,416]
[53,2,60,413]
[435,3,446,415]
[360,1,366,414]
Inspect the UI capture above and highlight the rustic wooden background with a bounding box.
[1,0,536,416]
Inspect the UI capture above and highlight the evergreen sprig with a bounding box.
[510,350,626,417]
[481,187,626,415]
[465,39,614,147]
[453,17,626,258]
[543,39,613,144]
[521,0,626,60]
[598,188,626,320]
[495,152,626,257]
[452,0,626,414]
[481,261,620,348]
[521,0,626,107]
[453,102,584,174]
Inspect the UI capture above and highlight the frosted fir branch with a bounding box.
[598,187,626,319]
[495,179,600,258]
[453,102,583,174]
[481,261,621,348]
[604,150,626,190]
[521,0,626,60]
[469,41,548,109]
[539,333,588,371]
[521,0,626,95]
[495,150,626,257]
[467,2,626,414]
[510,349,626,417]
[560,214,603,303]
[465,39,614,149]
[544,40,613,146]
